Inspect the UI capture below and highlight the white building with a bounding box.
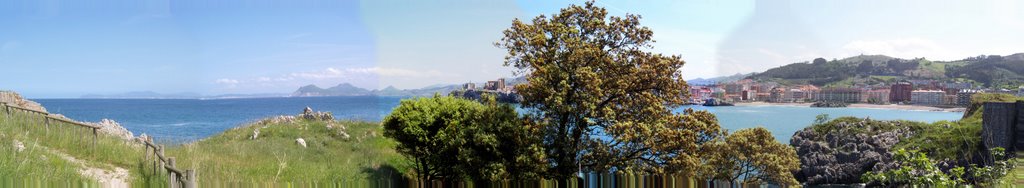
[911,90,945,106]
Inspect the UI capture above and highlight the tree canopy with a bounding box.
[703,127,800,185]
[496,1,721,178]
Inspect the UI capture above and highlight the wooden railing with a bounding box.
[1,102,100,149]
[143,138,197,188]
[1,101,197,187]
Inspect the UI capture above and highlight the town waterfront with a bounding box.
[35,96,963,143]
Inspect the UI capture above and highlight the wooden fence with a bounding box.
[143,138,197,188]
[1,102,100,149]
[1,101,197,187]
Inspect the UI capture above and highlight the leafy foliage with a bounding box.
[862,148,963,186]
[496,1,721,177]
[381,95,545,181]
[863,148,1016,186]
[702,127,799,185]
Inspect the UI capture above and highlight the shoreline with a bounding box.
[731,102,966,113]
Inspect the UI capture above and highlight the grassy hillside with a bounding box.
[748,53,1024,87]
[0,107,158,186]
[164,118,410,184]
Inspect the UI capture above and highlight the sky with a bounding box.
[1,0,1022,98]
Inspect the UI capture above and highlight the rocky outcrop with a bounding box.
[86,119,135,140]
[0,91,47,112]
[2,91,138,141]
[250,107,333,126]
[790,118,914,185]
[811,101,848,108]
[300,106,333,121]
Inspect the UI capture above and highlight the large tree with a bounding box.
[497,1,721,178]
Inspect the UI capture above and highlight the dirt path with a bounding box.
[33,142,130,187]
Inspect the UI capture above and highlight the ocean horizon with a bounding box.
[35,96,964,143]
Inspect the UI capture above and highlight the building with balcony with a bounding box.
[816,88,862,103]
[911,90,945,106]
[957,89,983,106]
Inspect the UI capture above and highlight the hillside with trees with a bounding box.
[746,53,1024,88]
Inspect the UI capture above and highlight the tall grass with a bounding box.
[0,108,91,183]
[0,106,162,186]
[164,119,411,184]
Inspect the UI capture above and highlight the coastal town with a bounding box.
[689,79,1024,107]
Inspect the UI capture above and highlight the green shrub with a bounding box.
[382,95,545,181]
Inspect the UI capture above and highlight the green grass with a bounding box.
[896,94,1024,161]
[868,75,899,83]
[810,116,985,162]
[1001,152,1024,185]
[164,118,411,184]
[895,120,982,161]
[0,107,172,186]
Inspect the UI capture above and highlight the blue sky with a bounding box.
[2,0,1022,98]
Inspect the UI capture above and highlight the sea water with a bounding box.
[35,97,962,143]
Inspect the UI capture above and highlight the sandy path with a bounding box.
[37,143,130,187]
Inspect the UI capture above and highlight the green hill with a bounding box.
[747,53,1024,88]
[945,54,1024,89]
[164,112,410,184]
[1,91,409,185]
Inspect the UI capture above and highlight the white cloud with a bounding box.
[214,78,239,84]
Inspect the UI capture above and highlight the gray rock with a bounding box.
[88,119,135,140]
[13,139,25,152]
[790,119,914,185]
[296,138,307,148]
[299,107,333,121]
[251,129,260,140]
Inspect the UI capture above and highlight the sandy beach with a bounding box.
[732,102,966,113]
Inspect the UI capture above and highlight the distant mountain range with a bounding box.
[687,73,756,86]
[81,92,288,99]
[289,83,461,97]
[290,76,527,97]
[745,53,1024,88]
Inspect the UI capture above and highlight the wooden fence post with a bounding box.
[44,117,50,134]
[144,143,150,162]
[92,128,98,149]
[168,157,177,188]
[158,145,164,175]
[37,111,45,126]
[185,169,197,188]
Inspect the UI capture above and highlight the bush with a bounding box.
[863,148,1016,186]
[382,95,545,181]
[703,127,800,185]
